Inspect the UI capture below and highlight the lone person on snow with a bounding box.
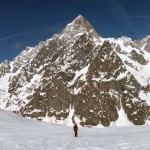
[73,123,78,137]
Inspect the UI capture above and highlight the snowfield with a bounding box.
[1,110,150,150]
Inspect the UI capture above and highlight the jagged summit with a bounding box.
[136,35,150,52]
[68,14,89,27]
[74,14,85,19]
[71,14,90,27]
[72,14,85,22]
[60,15,100,40]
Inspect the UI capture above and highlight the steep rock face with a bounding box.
[18,16,102,122]
[0,15,150,127]
[0,60,11,77]
[136,36,150,52]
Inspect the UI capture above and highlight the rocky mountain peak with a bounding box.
[71,14,91,29]
[0,60,11,77]
[72,14,85,23]
[135,35,150,52]
[0,15,150,127]
[60,15,100,41]
[119,36,132,43]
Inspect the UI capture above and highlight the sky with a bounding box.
[1,0,150,63]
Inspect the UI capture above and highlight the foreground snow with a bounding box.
[0,110,150,150]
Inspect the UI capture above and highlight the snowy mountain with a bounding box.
[0,15,150,127]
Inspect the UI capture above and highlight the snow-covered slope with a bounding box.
[1,109,150,150]
[0,15,150,127]
[108,36,150,86]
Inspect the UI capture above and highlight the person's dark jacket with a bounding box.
[73,124,78,131]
